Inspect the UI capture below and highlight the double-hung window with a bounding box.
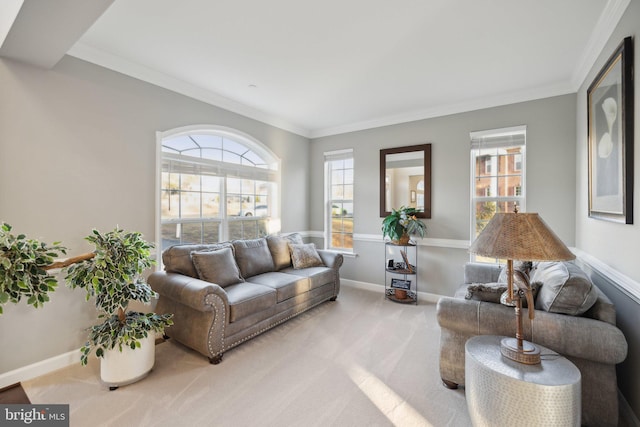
[324,149,354,251]
[470,126,526,259]
[158,127,280,253]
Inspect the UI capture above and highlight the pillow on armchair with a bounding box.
[533,261,598,315]
[464,270,539,307]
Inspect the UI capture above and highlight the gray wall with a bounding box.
[575,0,640,418]
[310,94,577,296]
[0,55,310,375]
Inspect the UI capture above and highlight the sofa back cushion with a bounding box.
[267,233,304,270]
[162,243,233,278]
[533,261,598,315]
[233,238,275,278]
[191,247,244,287]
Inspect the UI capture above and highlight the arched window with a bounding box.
[157,126,280,252]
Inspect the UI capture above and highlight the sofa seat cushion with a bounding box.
[267,233,304,270]
[232,238,275,279]
[224,282,277,322]
[191,247,244,288]
[281,266,334,290]
[533,261,598,315]
[246,272,310,303]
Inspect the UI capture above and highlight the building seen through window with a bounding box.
[470,126,526,261]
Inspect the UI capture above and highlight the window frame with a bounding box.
[470,126,526,262]
[324,149,354,253]
[156,125,281,261]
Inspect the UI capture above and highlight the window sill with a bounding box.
[325,249,357,258]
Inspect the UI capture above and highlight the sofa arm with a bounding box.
[437,297,627,365]
[317,250,344,270]
[464,262,502,284]
[149,271,229,312]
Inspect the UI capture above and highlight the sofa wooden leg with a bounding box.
[442,379,459,389]
[209,354,223,365]
[329,296,338,301]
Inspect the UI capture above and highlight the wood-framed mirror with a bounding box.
[380,144,431,218]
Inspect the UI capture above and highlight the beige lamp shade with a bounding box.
[470,212,575,262]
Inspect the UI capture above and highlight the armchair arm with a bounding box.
[437,296,627,365]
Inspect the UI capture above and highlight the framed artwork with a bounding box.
[390,278,411,290]
[587,36,634,224]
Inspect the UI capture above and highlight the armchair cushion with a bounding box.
[464,283,506,303]
[191,247,244,288]
[533,261,598,315]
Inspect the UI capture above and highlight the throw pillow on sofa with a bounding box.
[163,242,233,278]
[533,261,598,315]
[289,243,324,269]
[267,233,304,270]
[191,247,244,287]
[232,238,275,278]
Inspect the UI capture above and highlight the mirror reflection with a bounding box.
[385,151,424,211]
[380,144,431,218]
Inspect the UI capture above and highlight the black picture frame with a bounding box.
[380,144,431,218]
[390,278,411,290]
[587,36,634,224]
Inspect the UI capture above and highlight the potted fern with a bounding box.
[64,228,172,389]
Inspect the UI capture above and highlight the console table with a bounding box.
[465,335,581,426]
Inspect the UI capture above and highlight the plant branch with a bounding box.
[44,252,95,270]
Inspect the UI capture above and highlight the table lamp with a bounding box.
[469,207,575,364]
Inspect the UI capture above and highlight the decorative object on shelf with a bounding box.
[468,206,574,364]
[64,228,173,388]
[384,241,418,304]
[400,249,413,273]
[381,206,427,244]
[587,36,634,224]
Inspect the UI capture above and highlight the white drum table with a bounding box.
[465,335,581,427]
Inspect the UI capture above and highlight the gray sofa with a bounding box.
[437,261,628,427]
[149,233,343,364]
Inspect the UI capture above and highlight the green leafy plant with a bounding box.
[381,206,427,242]
[65,228,173,365]
[0,223,66,314]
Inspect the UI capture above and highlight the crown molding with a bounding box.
[570,0,631,90]
[68,0,629,141]
[66,42,311,138]
[309,82,574,139]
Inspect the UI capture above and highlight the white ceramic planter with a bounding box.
[100,335,155,389]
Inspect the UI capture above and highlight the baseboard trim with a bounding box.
[0,350,79,389]
[342,279,442,303]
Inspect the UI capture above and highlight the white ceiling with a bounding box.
[2,0,631,138]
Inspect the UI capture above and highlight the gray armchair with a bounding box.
[437,262,627,427]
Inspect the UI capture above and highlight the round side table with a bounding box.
[465,335,581,427]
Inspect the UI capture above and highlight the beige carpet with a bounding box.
[22,285,471,426]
